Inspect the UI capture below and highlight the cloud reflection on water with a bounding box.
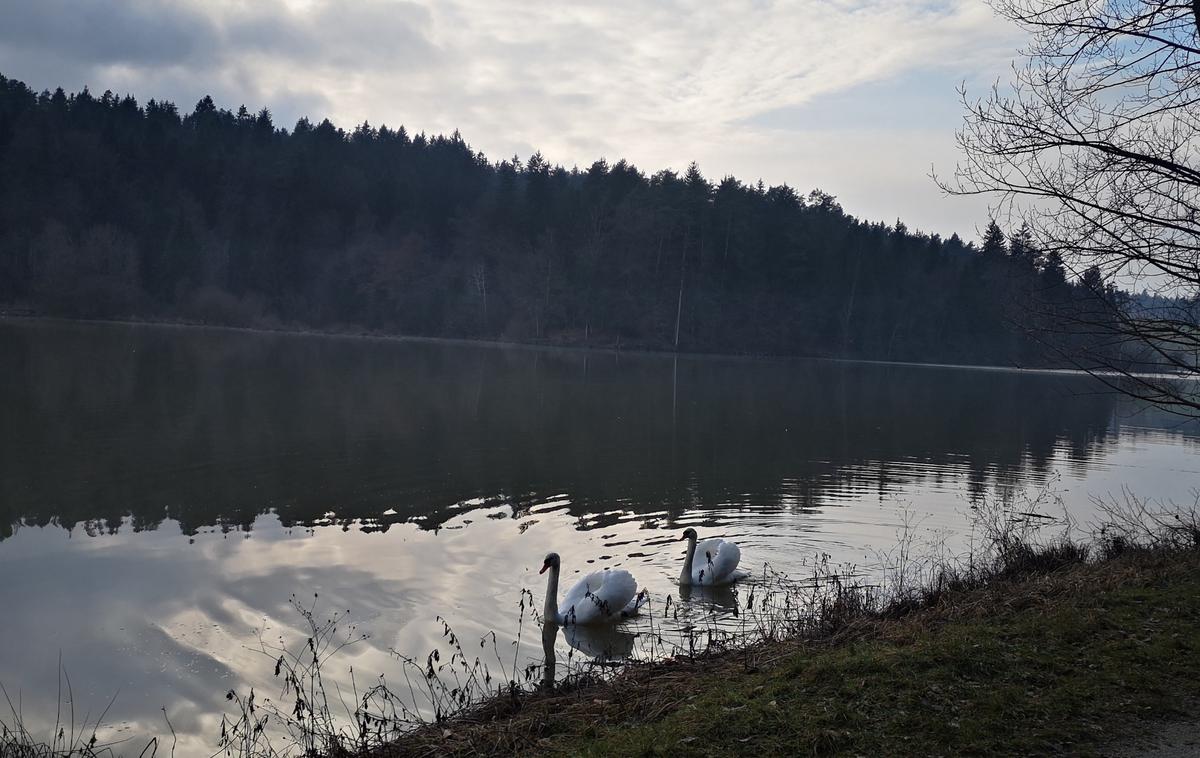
[1,321,1199,750]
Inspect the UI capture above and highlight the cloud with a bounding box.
[0,0,1022,237]
[0,0,218,66]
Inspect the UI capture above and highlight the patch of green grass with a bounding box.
[539,556,1200,757]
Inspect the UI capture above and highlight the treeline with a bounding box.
[0,73,1108,363]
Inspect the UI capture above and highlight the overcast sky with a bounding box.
[0,0,1025,241]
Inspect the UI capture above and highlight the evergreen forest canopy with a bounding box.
[0,72,1114,364]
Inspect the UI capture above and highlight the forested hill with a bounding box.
[0,73,1094,364]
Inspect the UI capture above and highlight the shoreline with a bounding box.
[382,543,1200,757]
[1,310,1090,375]
[210,499,1200,758]
[5,503,1200,756]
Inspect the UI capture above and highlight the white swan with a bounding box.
[539,552,647,625]
[679,528,750,586]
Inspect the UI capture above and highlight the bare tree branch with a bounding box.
[943,0,1200,417]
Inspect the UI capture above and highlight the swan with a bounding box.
[539,552,647,625]
[679,528,750,586]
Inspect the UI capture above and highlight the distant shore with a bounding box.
[1,309,1087,375]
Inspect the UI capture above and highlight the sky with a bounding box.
[0,0,1027,241]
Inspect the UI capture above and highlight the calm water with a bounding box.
[2,319,1198,753]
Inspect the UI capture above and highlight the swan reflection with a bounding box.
[561,623,636,660]
[540,621,638,689]
[540,622,558,690]
[677,582,740,613]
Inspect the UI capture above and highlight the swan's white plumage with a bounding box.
[556,568,640,625]
[687,537,748,586]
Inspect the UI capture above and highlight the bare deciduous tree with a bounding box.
[944,0,1200,416]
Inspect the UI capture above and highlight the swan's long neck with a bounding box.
[680,537,698,585]
[544,565,560,623]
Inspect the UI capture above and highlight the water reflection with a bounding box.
[1,319,1198,752]
[3,319,1195,541]
[537,623,556,693]
[561,623,638,661]
[677,582,740,613]
[539,621,638,693]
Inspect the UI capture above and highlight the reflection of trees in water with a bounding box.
[1,321,1195,540]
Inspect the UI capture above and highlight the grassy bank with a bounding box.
[384,528,1200,756]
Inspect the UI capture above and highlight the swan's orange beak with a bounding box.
[539,562,550,574]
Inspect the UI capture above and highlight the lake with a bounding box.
[2,319,1198,754]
